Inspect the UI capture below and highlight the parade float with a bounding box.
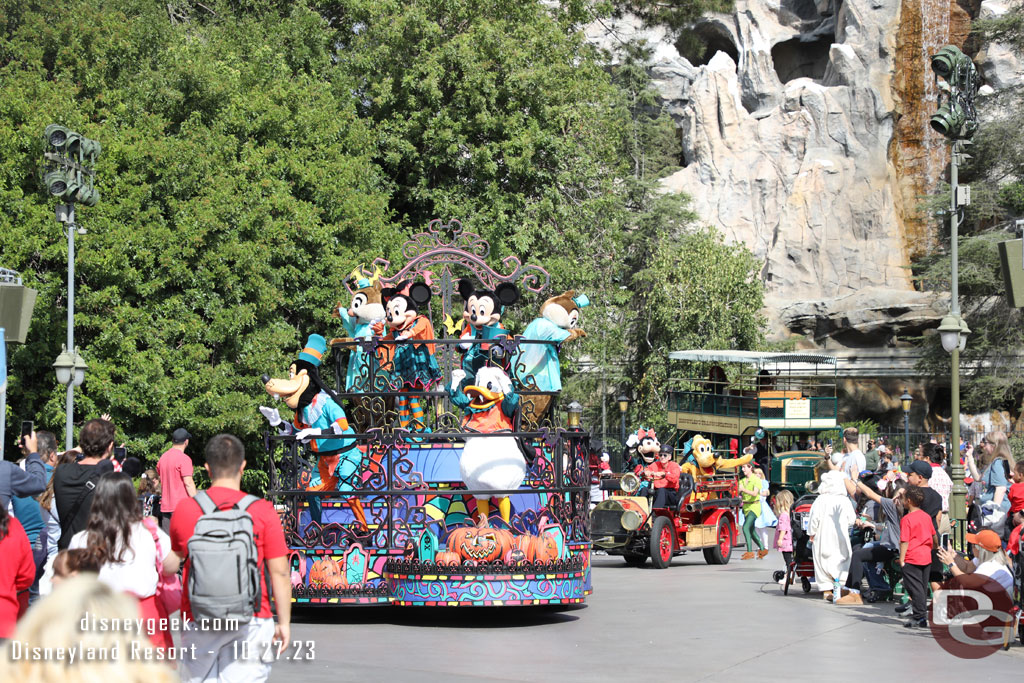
[263,220,592,607]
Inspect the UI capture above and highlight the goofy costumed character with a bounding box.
[260,334,367,529]
[449,365,524,524]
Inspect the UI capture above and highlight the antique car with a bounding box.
[590,471,739,568]
[769,451,825,497]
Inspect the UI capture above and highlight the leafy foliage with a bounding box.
[1,0,764,485]
[0,0,398,490]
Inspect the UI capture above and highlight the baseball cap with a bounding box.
[171,427,192,443]
[908,460,932,479]
[966,529,1002,553]
[754,427,766,440]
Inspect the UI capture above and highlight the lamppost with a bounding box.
[930,46,978,550]
[566,401,583,429]
[617,393,630,445]
[41,124,101,449]
[900,388,913,468]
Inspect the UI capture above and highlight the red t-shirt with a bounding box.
[157,447,194,514]
[649,460,681,489]
[1008,482,1024,514]
[900,508,935,565]
[169,487,288,620]
[0,518,36,638]
[1008,524,1022,557]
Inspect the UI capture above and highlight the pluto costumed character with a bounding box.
[681,434,753,502]
[448,365,524,524]
[513,290,589,425]
[260,334,366,528]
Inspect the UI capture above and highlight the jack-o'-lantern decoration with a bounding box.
[309,557,347,589]
[533,532,560,563]
[447,521,513,562]
[509,533,560,563]
[435,550,461,566]
[504,548,528,565]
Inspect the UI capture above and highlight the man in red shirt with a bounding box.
[644,445,682,509]
[170,434,291,683]
[899,485,937,629]
[157,428,197,533]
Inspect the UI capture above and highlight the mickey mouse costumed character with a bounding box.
[455,278,519,386]
[260,334,366,528]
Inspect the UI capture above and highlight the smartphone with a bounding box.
[113,446,127,462]
[828,438,833,446]
[940,533,950,549]
[21,420,33,437]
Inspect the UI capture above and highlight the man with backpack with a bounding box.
[52,418,115,550]
[169,433,291,683]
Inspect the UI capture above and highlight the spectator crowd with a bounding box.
[0,416,291,683]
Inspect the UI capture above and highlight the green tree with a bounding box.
[0,0,398,490]
[908,8,1024,414]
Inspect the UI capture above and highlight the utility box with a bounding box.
[998,239,1024,308]
[0,269,38,344]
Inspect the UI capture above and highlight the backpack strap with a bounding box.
[193,490,217,515]
[235,494,260,512]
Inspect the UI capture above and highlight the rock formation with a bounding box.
[585,0,999,349]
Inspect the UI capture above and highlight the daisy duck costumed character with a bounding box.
[260,334,365,528]
[449,365,524,524]
[513,290,589,424]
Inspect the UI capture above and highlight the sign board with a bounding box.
[0,284,38,343]
[785,398,810,420]
[998,239,1024,308]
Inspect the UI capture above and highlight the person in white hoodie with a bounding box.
[808,452,857,601]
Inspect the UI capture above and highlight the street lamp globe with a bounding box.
[900,389,913,414]
[71,348,87,387]
[53,347,74,386]
[937,314,962,353]
[617,394,629,414]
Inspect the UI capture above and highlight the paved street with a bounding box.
[272,549,1024,682]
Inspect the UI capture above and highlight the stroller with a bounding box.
[774,493,817,594]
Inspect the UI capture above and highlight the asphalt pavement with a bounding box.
[271,549,1024,682]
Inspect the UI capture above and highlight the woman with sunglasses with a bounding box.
[966,432,1016,534]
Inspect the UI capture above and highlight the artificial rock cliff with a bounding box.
[586,0,1004,351]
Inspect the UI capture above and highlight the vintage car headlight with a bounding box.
[621,509,643,531]
[805,481,816,492]
[620,472,640,495]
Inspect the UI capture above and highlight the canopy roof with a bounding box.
[667,350,837,366]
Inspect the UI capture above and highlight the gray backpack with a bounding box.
[187,491,265,625]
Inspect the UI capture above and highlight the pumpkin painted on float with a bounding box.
[510,533,560,563]
[309,557,347,589]
[533,532,560,563]
[434,551,462,566]
[504,548,528,565]
[447,524,513,562]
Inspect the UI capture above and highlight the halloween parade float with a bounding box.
[261,220,592,607]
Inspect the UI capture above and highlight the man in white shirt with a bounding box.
[839,427,865,480]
